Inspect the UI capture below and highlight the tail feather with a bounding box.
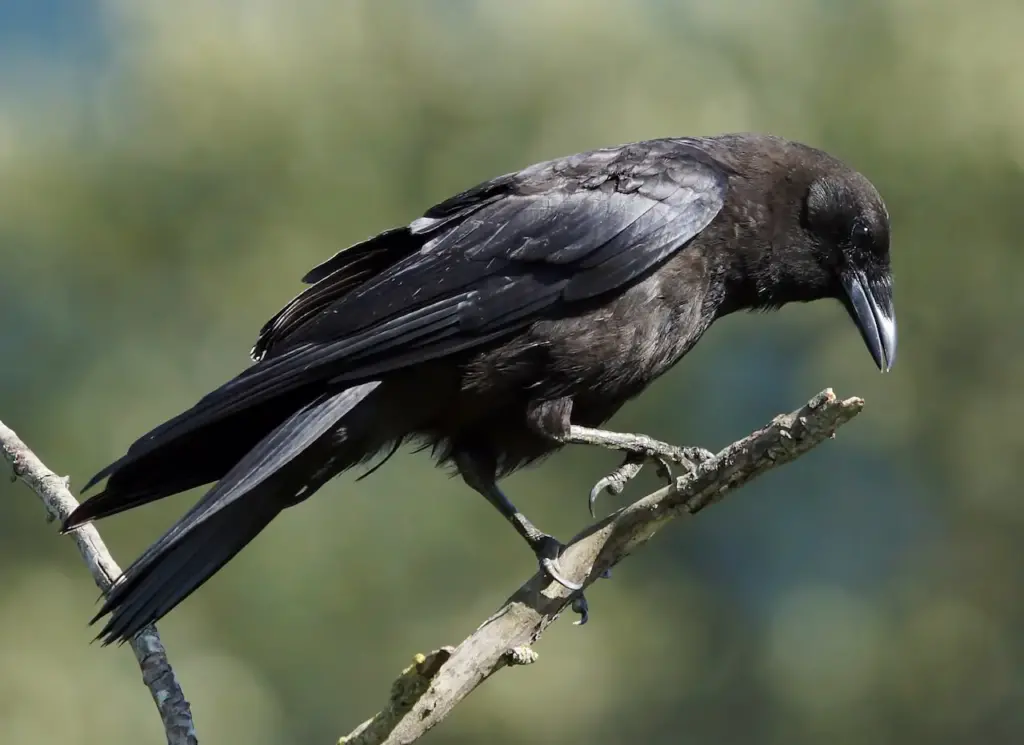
[95,494,280,645]
[181,382,380,521]
[64,482,198,532]
[91,383,380,644]
[76,387,315,502]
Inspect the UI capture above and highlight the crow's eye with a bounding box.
[851,219,872,250]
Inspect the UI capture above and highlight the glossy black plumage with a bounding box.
[66,133,896,644]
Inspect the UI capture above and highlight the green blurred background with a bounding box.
[2,1,1022,743]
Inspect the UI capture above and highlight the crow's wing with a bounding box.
[83,141,727,492]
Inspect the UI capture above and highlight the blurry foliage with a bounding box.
[1,1,1022,743]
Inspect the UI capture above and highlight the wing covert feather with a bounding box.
[96,142,729,478]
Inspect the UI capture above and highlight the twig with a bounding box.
[339,388,864,745]
[0,420,198,745]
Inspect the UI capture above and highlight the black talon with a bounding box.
[571,594,590,625]
[540,556,584,591]
[534,535,583,591]
[652,455,674,484]
[588,453,646,517]
[568,568,610,626]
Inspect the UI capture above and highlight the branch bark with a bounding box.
[0,388,862,745]
[339,388,864,745]
[0,420,198,745]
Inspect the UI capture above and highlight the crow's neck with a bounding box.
[716,235,827,317]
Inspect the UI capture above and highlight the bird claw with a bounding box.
[530,538,614,626]
[587,445,713,518]
[534,535,583,591]
[571,594,589,625]
[651,455,674,483]
[676,446,715,471]
[588,456,645,517]
[568,566,612,625]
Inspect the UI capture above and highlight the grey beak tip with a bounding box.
[841,270,896,373]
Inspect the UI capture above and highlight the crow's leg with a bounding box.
[563,426,714,517]
[526,399,714,518]
[454,451,585,594]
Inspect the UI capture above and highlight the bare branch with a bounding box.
[339,388,864,745]
[0,388,862,745]
[0,420,198,745]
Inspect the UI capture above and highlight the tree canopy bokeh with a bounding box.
[2,1,1022,743]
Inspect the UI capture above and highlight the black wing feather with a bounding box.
[82,140,728,496]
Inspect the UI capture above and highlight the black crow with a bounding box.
[65,133,896,644]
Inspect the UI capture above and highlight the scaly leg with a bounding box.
[567,425,714,517]
[526,399,714,518]
[455,452,584,593]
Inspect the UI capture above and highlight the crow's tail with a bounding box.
[91,383,380,644]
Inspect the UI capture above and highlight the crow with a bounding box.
[65,133,896,644]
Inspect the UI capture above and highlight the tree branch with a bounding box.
[0,420,198,745]
[0,388,862,745]
[339,388,864,745]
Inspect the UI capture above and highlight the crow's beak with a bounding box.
[841,270,897,372]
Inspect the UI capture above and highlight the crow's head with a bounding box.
[707,134,896,372]
[798,165,896,372]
